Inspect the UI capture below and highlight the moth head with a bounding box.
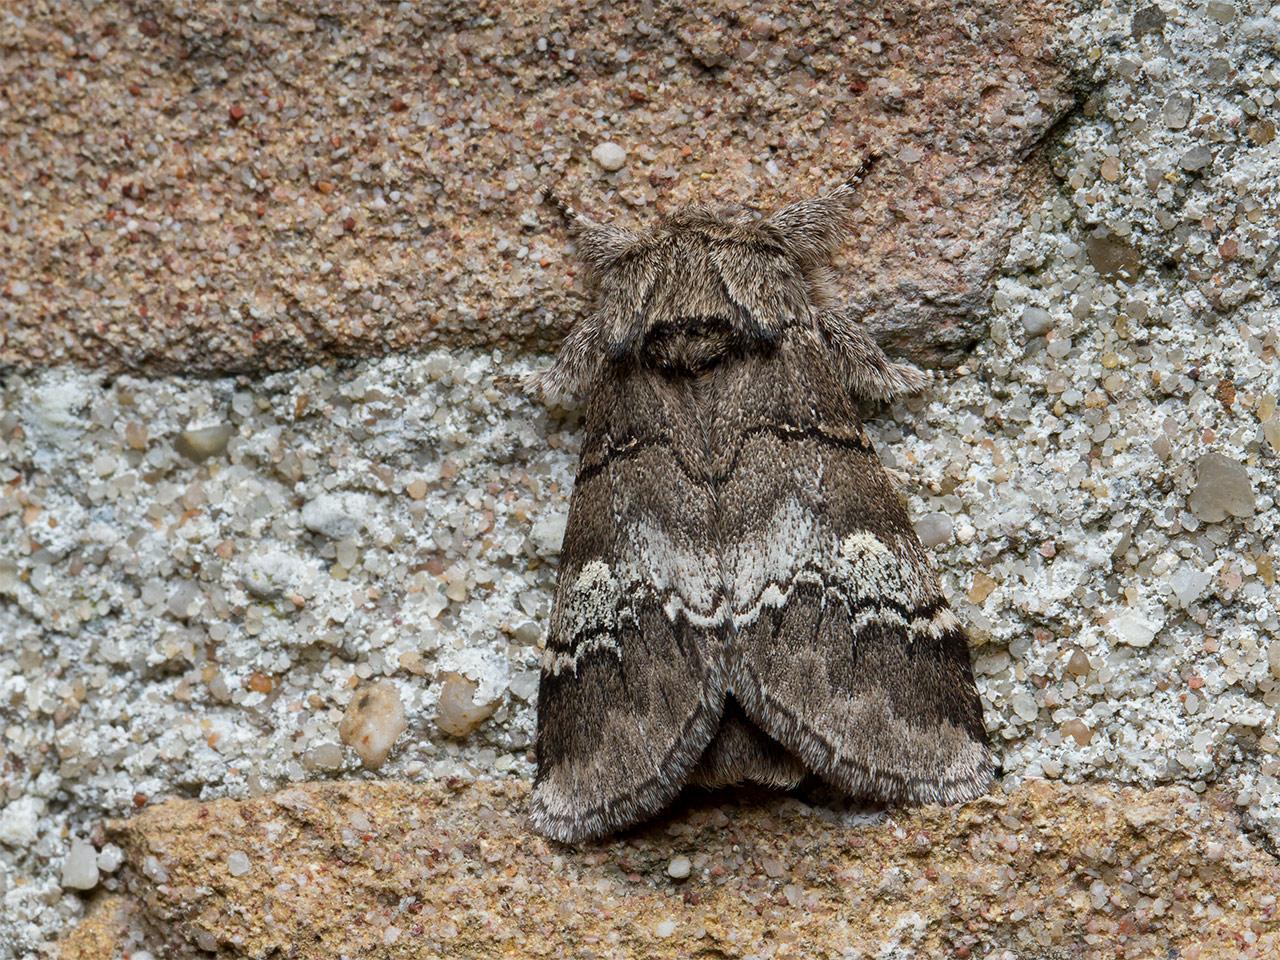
[552,159,876,368]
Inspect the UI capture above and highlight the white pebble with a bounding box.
[591,141,627,172]
[666,855,691,879]
[530,510,568,556]
[97,843,124,873]
[0,796,42,847]
[914,512,954,549]
[227,851,251,877]
[654,918,677,938]
[1011,693,1039,722]
[1021,306,1054,336]
[301,492,372,540]
[142,855,169,883]
[434,672,501,738]
[1109,610,1163,648]
[61,838,100,890]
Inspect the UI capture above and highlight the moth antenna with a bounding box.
[765,157,883,263]
[827,152,882,207]
[843,152,881,191]
[542,186,597,234]
[543,186,643,273]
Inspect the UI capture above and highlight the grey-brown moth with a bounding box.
[524,158,993,843]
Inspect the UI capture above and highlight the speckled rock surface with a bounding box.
[0,0,1077,373]
[6,0,1280,956]
[66,779,1280,959]
[50,895,133,960]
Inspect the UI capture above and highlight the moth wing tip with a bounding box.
[528,781,627,845]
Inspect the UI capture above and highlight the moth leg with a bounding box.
[817,310,935,403]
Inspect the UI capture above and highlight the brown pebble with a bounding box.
[968,572,997,604]
[339,681,408,770]
[229,103,246,123]
[124,422,148,450]
[246,672,274,694]
[1061,719,1092,747]
[1216,378,1236,409]
[1066,649,1091,677]
[1249,120,1276,145]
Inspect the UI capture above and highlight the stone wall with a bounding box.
[0,0,1277,957]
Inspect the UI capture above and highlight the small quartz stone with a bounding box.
[61,838,100,890]
[1066,650,1092,677]
[1206,0,1236,23]
[1011,693,1039,722]
[1109,611,1162,648]
[1061,719,1092,747]
[142,856,169,883]
[305,742,345,771]
[301,492,371,540]
[1179,146,1214,173]
[590,141,627,172]
[915,512,954,548]
[1021,306,1054,337]
[0,797,41,847]
[666,856,692,880]
[530,511,568,556]
[1189,453,1256,522]
[97,844,124,873]
[1162,94,1193,130]
[1131,4,1166,36]
[968,572,997,604]
[508,670,540,702]
[175,423,234,462]
[227,851,251,877]
[1170,565,1212,606]
[193,928,218,952]
[123,421,148,450]
[434,672,501,737]
[339,681,408,769]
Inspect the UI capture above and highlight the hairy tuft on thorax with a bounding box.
[527,168,883,400]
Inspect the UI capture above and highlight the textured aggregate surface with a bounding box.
[0,0,1076,372]
[1,0,1279,956]
[54,779,1280,959]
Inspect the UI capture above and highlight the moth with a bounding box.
[524,159,993,843]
